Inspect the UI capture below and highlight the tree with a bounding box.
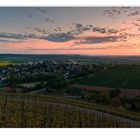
[97,94,110,105]
[131,102,137,111]
[111,98,122,108]
[47,74,67,91]
[109,88,121,98]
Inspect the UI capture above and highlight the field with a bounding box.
[19,82,43,88]
[0,93,139,128]
[79,65,140,89]
[0,61,18,67]
[0,61,12,66]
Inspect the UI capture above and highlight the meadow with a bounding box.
[0,61,18,67]
[0,61,12,67]
[19,82,44,88]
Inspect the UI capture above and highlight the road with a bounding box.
[29,88,46,94]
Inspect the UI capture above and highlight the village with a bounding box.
[0,60,107,94]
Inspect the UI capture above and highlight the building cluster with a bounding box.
[0,60,108,93]
[0,60,98,82]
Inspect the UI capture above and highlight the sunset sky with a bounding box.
[1,7,140,55]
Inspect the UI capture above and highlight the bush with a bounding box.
[109,88,121,98]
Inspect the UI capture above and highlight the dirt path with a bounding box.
[29,88,46,94]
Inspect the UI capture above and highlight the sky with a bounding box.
[0,7,140,55]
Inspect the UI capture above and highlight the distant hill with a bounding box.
[0,54,140,64]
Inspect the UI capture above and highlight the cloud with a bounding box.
[0,32,75,43]
[120,32,138,39]
[33,23,119,43]
[76,36,121,45]
[103,7,140,18]
[45,18,54,23]
[0,21,123,45]
[92,27,118,34]
[75,23,91,32]
[35,8,47,13]
[54,27,61,32]
[42,33,75,42]
[0,32,27,40]
[128,11,140,16]
[0,32,42,41]
[103,8,122,17]
[25,47,108,51]
[107,29,118,34]
[34,27,48,34]
[67,23,118,36]
[0,39,24,43]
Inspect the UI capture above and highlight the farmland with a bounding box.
[0,61,17,67]
[19,82,46,88]
[79,64,140,89]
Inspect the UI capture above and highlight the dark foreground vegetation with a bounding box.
[0,93,139,128]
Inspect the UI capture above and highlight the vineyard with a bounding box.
[0,93,140,128]
[79,65,140,89]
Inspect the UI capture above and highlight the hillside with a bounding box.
[0,93,139,128]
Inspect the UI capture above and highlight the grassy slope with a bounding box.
[19,82,41,88]
[0,60,19,67]
[79,65,140,89]
[0,61,14,66]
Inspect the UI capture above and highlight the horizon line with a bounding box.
[0,53,140,57]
